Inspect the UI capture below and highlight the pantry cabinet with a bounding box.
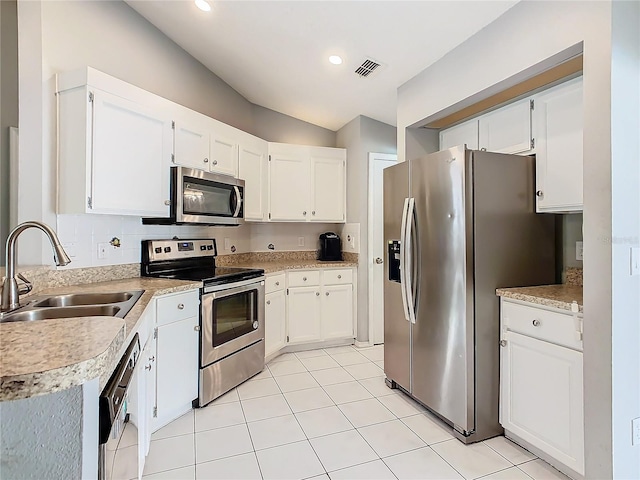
[500,299,584,477]
[268,143,346,223]
[238,134,268,221]
[478,98,533,154]
[532,77,583,213]
[439,119,479,150]
[57,86,172,216]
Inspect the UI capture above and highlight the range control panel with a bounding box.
[143,239,217,262]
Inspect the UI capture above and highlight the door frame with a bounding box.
[367,152,398,345]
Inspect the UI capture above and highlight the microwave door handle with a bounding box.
[232,186,242,217]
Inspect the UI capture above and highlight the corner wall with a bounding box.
[337,115,396,343]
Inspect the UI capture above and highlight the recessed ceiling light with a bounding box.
[195,0,211,12]
[329,55,343,65]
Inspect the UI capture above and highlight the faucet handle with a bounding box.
[16,273,33,296]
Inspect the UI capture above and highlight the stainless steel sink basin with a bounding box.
[1,305,121,323]
[32,292,135,307]
[0,289,144,323]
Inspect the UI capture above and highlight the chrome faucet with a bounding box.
[1,221,71,312]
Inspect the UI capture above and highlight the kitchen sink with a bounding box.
[0,290,144,323]
[1,305,122,323]
[32,292,136,307]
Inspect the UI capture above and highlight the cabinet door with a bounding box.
[287,286,321,343]
[239,139,268,221]
[310,148,346,222]
[269,147,310,221]
[173,120,211,171]
[143,334,156,457]
[533,77,583,212]
[501,331,584,474]
[91,89,172,216]
[265,290,286,357]
[479,98,532,154]
[440,119,479,150]
[155,316,199,430]
[210,135,238,177]
[321,284,353,340]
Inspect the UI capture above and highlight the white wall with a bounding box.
[17,0,340,268]
[337,115,396,342]
[397,1,638,477]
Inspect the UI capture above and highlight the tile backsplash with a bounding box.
[56,214,339,269]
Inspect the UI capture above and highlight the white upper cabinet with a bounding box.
[58,86,172,216]
[310,147,346,222]
[210,129,238,177]
[268,143,346,223]
[440,119,479,150]
[238,133,268,221]
[479,98,533,154]
[533,77,583,213]
[268,143,311,221]
[173,119,210,170]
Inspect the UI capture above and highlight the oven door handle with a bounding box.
[232,186,242,218]
[204,277,265,295]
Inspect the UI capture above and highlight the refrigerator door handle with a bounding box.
[405,197,416,324]
[399,197,411,322]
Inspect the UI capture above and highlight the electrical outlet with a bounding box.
[97,243,109,260]
[632,417,640,446]
[298,237,305,247]
[576,241,584,261]
[224,238,231,251]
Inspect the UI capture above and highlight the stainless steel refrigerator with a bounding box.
[383,146,556,443]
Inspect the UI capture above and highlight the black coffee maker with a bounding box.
[318,232,343,261]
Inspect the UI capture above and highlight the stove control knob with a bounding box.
[253,321,259,329]
[154,247,162,254]
[207,245,213,250]
[200,245,207,251]
[164,247,171,253]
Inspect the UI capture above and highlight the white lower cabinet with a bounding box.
[500,299,584,477]
[265,289,286,356]
[281,268,355,349]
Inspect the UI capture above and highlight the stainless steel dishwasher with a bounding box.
[98,334,140,480]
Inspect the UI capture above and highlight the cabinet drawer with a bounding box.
[502,301,582,351]
[265,273,285,294]
[156,290,200,327]
[323,269,353,285]
[287,271,320,287]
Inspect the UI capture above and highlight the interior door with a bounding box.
[383,161,410,391]
[369,154,397,345]
[410,147,474,433]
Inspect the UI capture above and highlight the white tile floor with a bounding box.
[142,345,570,480]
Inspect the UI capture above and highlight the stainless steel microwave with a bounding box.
[143,167,244,226]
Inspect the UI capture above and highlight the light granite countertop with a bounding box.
[496,284,584,313]
[0,277,201,402]
[229,259,358,274]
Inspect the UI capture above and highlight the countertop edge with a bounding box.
[496,288,584,313]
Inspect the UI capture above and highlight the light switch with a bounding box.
[576,241,584,261]
[224,238,231,250]
[631,247,640,276]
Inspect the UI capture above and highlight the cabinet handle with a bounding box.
[275,281,280,286]
[325,292,329,296]
[149,356,155,362]
[337,275,342,279]
[303,277,307,281]
[177,303,185,310]
[194,325,200,331]
[499,340,507,347]
[212,159,218,165]
[316,292,320,296]
[266,300,271,305]
[312,211,316,215]
[145,364,152,371]
[204,158,209,163]
[536,190,543,198]
[532,319,541,327]
[164,200,171,206]
[303,211,307,216]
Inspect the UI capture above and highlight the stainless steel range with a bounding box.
[141,239,265,407]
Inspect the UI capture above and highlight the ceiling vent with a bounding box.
[355,58,382,78]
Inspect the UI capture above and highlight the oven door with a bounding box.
[176,167,244,225]
[201,278,265,366]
